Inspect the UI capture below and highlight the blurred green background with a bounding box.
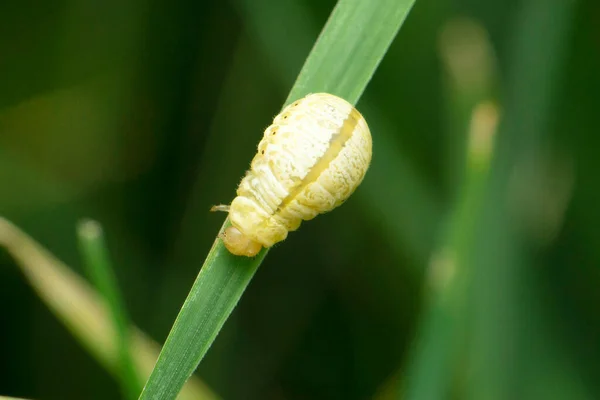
[1,0,599,399]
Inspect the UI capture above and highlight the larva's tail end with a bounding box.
[210,204,231,213]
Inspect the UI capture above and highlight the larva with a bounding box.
[212,93,372,257]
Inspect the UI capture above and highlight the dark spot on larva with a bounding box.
[261,150,265,154]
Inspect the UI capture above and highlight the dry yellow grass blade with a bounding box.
[0,217,219,400]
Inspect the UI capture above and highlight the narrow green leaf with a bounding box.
[140,230,265,400]
[139,1,416,399]
[77,219,142,400]
[286,0,416,105]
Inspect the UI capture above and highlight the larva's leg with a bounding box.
[210,205,231,212]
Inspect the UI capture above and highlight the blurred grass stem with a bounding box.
[0,217,218,400]
[77,219,143,400]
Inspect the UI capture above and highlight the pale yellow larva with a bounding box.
[212,92,372,257]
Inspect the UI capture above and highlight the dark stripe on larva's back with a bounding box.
[275,107,361,215]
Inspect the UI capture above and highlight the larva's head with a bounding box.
[221,226,263,257]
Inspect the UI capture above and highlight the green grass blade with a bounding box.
[0,217,219,400]
[286,0,416,104]
[139,1,416,399]
[140,232,266,400]
[77,219,142,400]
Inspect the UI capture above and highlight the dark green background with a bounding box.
[1,0,598,399]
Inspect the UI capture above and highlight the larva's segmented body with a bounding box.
[214,93,372,257]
